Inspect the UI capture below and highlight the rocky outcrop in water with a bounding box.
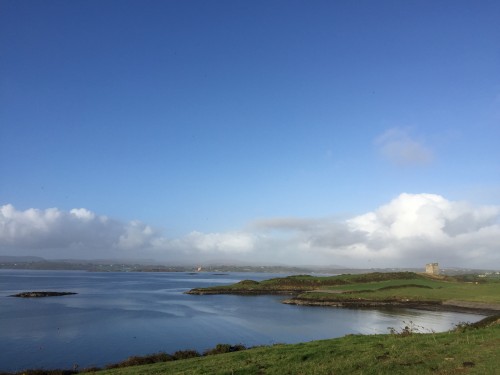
[10,291,77,298]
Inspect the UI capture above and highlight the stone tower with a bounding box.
[425,263,439,275]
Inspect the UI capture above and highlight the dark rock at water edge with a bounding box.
[9,291,77,298]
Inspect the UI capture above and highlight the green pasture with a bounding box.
[98,318,500,374]
[300,275,500,304]
[190,272,500,306]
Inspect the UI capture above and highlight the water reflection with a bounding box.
[353,308,466,334]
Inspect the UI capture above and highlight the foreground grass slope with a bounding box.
[99,317,500,375]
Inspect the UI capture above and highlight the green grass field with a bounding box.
[188,272,500,308]
[297,276,500,304]
[187,272,435,294]
[96,316,500,374]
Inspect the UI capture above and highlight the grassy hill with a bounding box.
[95,315,500,374]
[187,272,432,294]
[187,272,500,313]
[285,273,500,311]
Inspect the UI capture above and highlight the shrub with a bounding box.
[105,352,172,369]
[79,367,102,373]
[171,350,201,360]
[388,321,422,336]
[378,284,433,291]
[238,280,259,286]
[455,314,500,331]
[203,344,247,356]
[13,371,78,375]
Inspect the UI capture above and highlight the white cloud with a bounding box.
[250,217,319,232]
[0,205,124,257]
[70,208,95,221]
[117,221,157,250]
[247,193,500,268]
[0,204,255,260]
[375,128,433,166]
[342,193,500,266]
[183,231,255,253]
[1,194,500,268]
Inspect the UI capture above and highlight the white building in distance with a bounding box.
[425,263,439,275]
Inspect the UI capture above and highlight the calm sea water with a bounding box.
[0,270,486,371]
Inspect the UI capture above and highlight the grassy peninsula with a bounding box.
[187,272,500,313]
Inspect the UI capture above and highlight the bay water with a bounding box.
[0,270,486,371]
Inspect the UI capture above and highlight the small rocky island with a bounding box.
[10,291,77,298]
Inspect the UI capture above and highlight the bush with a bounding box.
[388,321,423,336]
[79,367,102,373]
[203,344,247,356]
[12,371,78,375]
[378,284,433,291]
[105,352,172,369]
[455,314,500,331]
[171,350,201,360]
[351,272,421,283]
[238,280,259,286]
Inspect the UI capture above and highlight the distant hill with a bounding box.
[0,255,46,263]
[0,255,497,274]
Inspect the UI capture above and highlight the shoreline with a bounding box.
[185,288,301,296]
[4,314,499,374]
[186,271,500,316]
[187,288,500,316]
[282,297,500,315]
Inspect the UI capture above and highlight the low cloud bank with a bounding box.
[1,193,499,268]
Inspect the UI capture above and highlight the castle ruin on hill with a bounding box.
[425,263,439,275]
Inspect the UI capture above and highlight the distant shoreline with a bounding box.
[1,257,498,276]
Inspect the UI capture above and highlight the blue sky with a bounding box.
[1,1,499,268]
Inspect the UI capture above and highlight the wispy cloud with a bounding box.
[375,127,433,166]
[250,217,320,232]
[175,231,255,254]
[1,193,500,268]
